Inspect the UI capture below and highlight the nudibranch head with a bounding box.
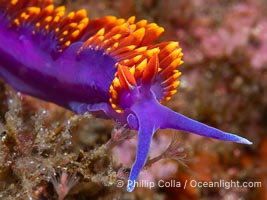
[75,12,251,192]
[0,0,252,193]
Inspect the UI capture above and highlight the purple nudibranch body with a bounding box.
[0,0,251,192]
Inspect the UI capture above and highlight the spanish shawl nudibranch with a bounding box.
[0,0,252,192]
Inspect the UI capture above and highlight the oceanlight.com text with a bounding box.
[117,179,262,190]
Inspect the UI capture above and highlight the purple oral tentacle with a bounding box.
[127,120,156,192]
[158,104,252,144]
[126,102,159,192]
[124,88,251,192]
